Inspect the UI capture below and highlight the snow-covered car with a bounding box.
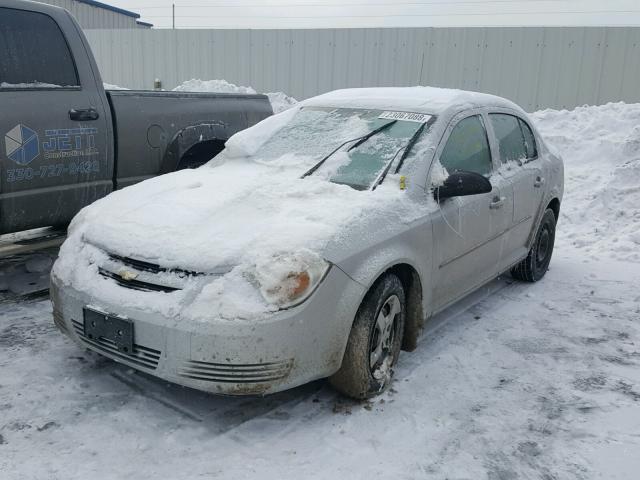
[50,87,564,399]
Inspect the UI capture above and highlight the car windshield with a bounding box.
[255,107,431,190]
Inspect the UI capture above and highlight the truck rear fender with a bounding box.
[160,122,228,173]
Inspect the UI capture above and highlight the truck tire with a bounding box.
[329,273,405,399]
[511,208,556,282]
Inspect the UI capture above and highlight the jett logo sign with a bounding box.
[4,124,40,165]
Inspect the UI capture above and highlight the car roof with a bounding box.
[302,86,524,117]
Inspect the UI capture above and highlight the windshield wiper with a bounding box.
[372,121,427,190]
[301,120,397,178]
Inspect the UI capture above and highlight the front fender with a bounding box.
[329,219,433,348]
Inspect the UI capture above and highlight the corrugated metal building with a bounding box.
[37,0,152,29]
[86,26,640,110]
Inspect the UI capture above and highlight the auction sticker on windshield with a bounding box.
[378,111,431,123]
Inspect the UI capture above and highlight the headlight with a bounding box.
[253,250,330,309]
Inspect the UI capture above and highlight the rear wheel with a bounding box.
[329,274,405,399]
[511,208,556,282]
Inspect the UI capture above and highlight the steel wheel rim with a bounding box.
[369,294,402,372]
[536,226,551,268]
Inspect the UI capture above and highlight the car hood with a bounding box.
[71,158,412,273]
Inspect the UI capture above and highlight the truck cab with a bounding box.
[0,0,272,234]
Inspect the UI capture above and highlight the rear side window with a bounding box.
[440,115,492,176]
[489,114,527,164]
[519,118,538,159]
[0,8,79,88]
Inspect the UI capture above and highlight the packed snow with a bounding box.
[102,78,298,113]
[1,101,640,479]
[305,86,524,116]
[102,82,128,90]
[0,82,63,88]
[531,103,640,263]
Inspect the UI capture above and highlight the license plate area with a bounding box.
[83,307,134,354]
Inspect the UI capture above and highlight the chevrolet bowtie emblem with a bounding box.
[119,270,139,281]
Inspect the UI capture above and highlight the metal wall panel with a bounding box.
[84,27,640,110]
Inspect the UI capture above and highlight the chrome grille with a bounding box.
[72,320,161,370]
[178,359,293,383]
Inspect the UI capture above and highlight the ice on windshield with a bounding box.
[254,107,428,190]
[328,119,425,189]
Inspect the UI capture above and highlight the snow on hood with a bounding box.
[70,143,428,274]
[55,136,428,320]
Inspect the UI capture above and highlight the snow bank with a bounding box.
[1,82,62,88]
[103,82,128,90]
[531,102,640,263]
[173,78,257,95]
[172,78,298,113]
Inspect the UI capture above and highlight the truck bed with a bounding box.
[106,90,272,188]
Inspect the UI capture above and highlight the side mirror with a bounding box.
[433,170,493,201]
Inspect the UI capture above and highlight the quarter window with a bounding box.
[519,118,538,159]
[0,8,79,88]
[439,115,492,176]
[489,114,527,164]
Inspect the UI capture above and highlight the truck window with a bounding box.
[440,115,492,176]
[0,8,79,88]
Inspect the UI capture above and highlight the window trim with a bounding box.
[517,117,538,161]
[0,7,82,91]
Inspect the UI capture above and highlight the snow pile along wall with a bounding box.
[532,102,640,263]
[172,78,298,113]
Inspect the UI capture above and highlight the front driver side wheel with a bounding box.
[329,273,405,399]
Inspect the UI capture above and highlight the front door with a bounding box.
[431,113,512,311]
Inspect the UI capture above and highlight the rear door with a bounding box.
[487,113,543,270]
[0,5,111,233]
[431,112,513,311]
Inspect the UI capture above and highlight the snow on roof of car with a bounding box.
[302,86,523,116]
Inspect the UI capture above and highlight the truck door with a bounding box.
[0,6,111,233]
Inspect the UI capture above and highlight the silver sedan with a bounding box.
[51,87,564,399]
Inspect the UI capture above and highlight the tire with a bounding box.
[511,208,556,282]
[329,273,406,399]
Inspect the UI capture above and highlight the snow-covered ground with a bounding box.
[1,102,639,479]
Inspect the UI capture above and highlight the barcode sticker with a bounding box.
[379,111,431,123]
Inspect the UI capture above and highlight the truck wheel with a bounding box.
[511,208,556,282]
[329,273,405,399]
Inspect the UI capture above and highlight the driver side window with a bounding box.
[440,115,492,176]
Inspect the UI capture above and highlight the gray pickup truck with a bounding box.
[0,0,272,234]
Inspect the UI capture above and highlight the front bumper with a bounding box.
[50,266,364,395]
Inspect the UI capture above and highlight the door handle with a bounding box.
[69,108,99,121]
[490,196,505,209]
[534,176,545,188]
